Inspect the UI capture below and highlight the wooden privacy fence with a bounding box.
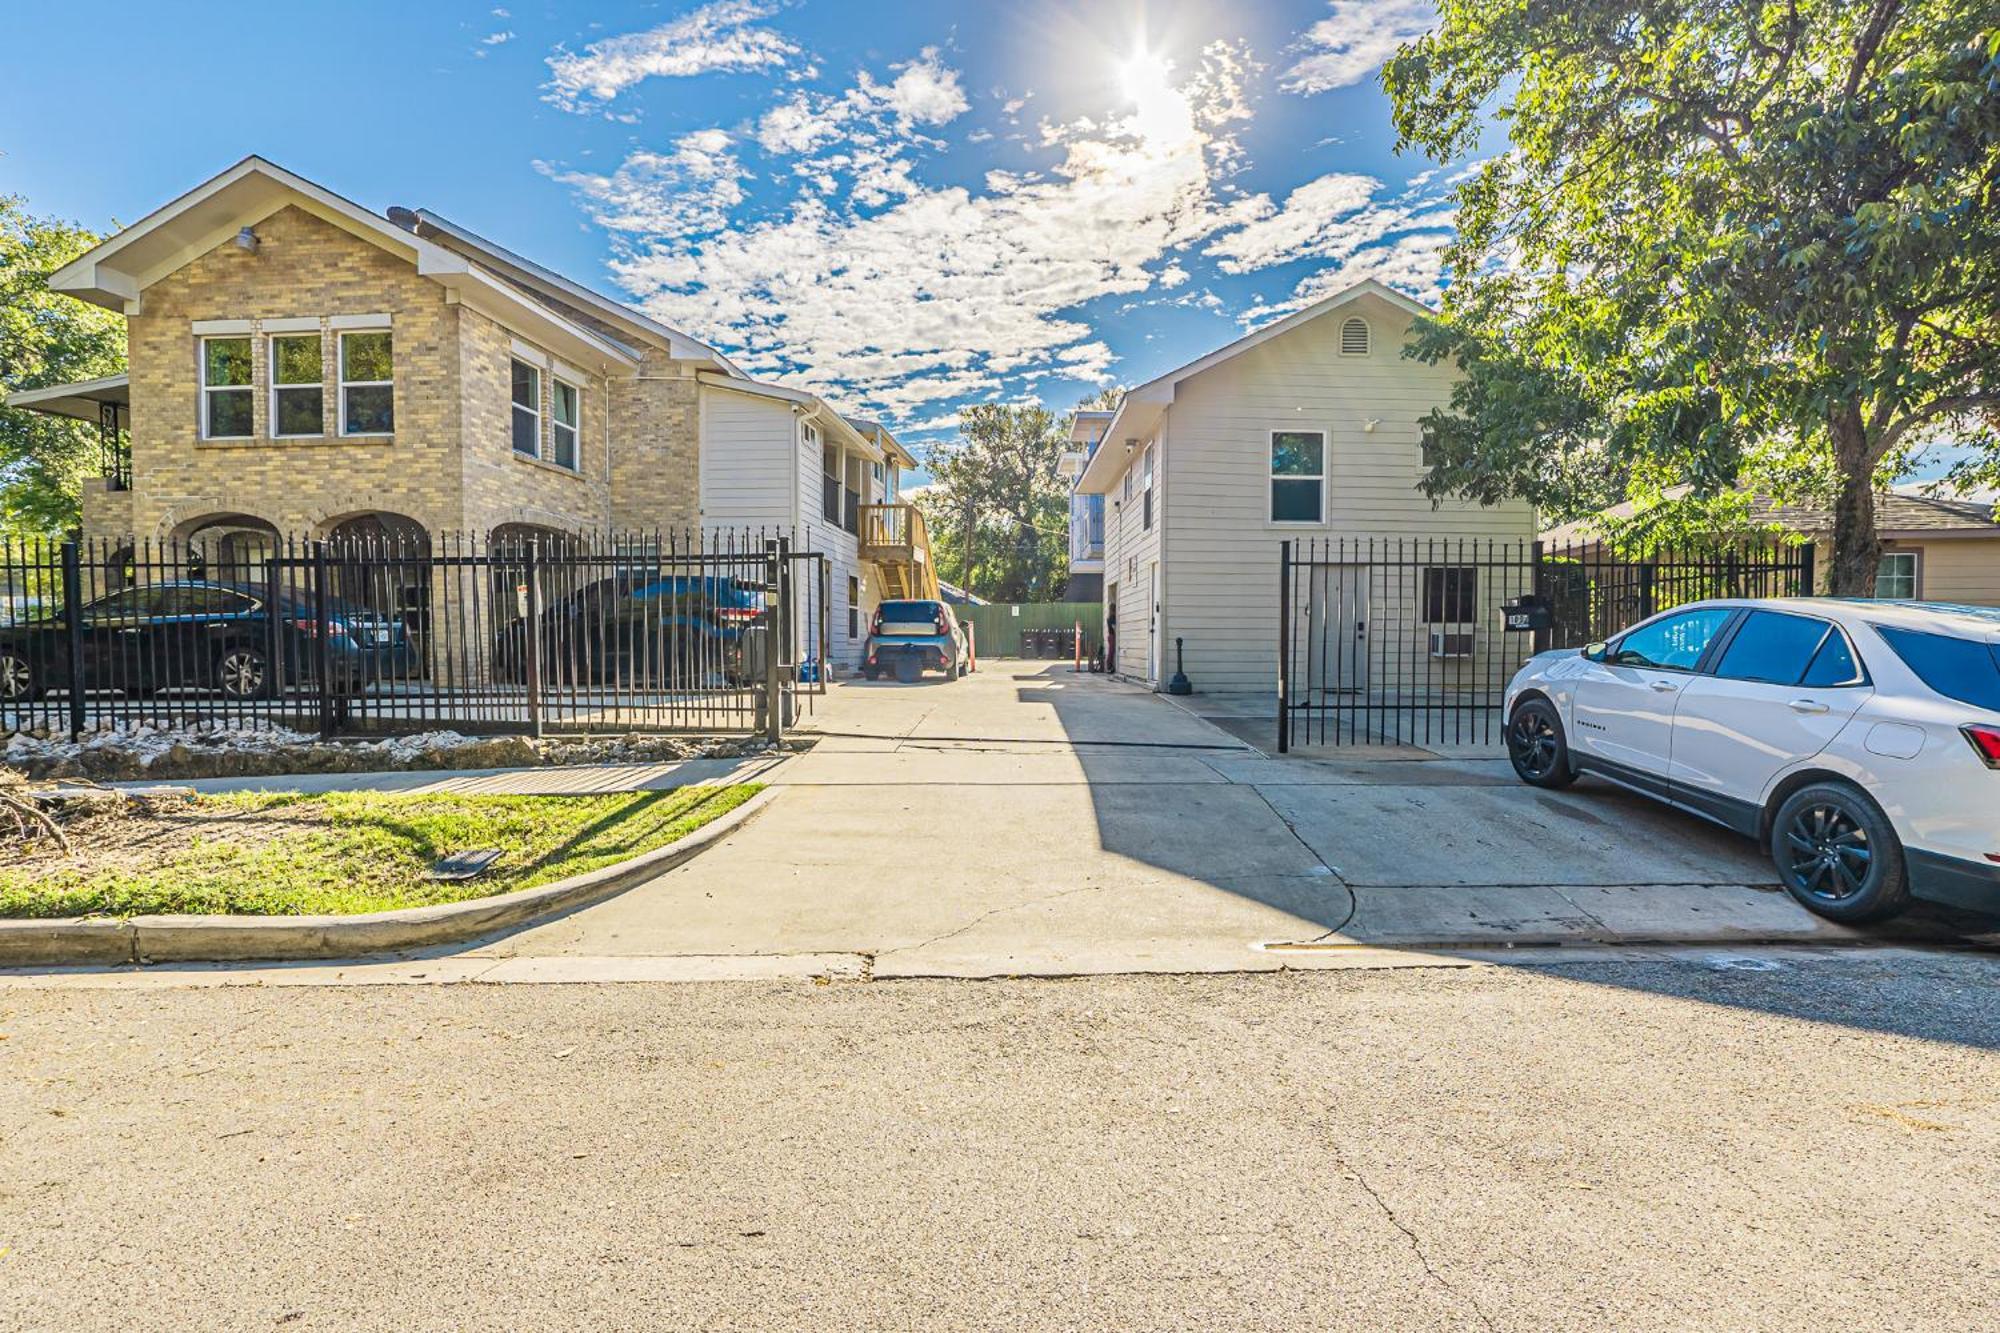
[956,601,1105,659]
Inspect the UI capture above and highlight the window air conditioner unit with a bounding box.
[1429,630,1474,658]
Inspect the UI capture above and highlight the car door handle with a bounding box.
[1649,680,1678,692]
[1788,699,1830,715]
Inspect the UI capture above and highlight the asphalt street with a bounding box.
[5,947,1998,1330]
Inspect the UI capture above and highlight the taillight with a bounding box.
[1963,724,2000,770]
[289,618,349,639]
[871,609,884,635]
[934,610,948,635]
[715,606,760,625]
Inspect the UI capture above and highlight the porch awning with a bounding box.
[5,373,130,423]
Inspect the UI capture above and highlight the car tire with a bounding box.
[215,646,273,700]
[0,649,43,703]
[1506,697,1576,789]
[1771,781,1911,923]
[894,656,921,684]
[863,668,880,681]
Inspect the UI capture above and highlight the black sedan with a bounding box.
[0,580,414,702]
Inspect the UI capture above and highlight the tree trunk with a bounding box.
[1824,410,1881,597]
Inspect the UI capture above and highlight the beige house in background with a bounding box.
[1074,280,1537,694]
[1543,490,2000,605]
[7,156,925,671]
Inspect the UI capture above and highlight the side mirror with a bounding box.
[1583,641,1609,663]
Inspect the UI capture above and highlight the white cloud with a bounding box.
[481,30,514,46]
[1283,0,1435,94]
[538,130,748,239]
[545,0,799,113]
[1241,231,1454,324]
[1201,170,1457,311]
[587,40,1260,420]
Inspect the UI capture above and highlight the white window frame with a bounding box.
[200,335,254,440]
[337,331,394,437]
[269,333,324,439]
[510,358,542,458]
[550,377,581,471]
[1268,429,1327,525]
[1875,549,1920,600]
[1141,444,1155,530]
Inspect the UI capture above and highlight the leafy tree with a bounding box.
[0,197,124,536]
[914,403,1074,601]
[1386,0,2000,591]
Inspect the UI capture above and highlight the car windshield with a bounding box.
[1874,625,2000,710]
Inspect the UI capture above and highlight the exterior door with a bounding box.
[1669,610,1872,830]
[1147,561,1161,683]
[1306,564,1369,695]
[1568,606,1738,785]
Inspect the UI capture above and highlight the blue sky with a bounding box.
[4,0,1463,463]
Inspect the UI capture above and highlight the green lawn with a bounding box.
[0,785,761,919]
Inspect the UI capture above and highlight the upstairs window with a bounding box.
[270,333,324,437]
[1141,444,1155,530]
[1269,430,1324,523]
[551,379,580,471]
[510,359,541,457]
[339,331,394,435]
[1340,317,1370,356]
[201,336,253,439]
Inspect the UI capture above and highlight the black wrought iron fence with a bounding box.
[1278,535,1815,750]
[0,527,821,742]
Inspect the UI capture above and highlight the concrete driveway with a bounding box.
[463,662,1876,977]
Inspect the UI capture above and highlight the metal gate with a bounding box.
[1,527,821,743]
[1278,536,1816,750]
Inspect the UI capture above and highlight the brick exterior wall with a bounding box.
[86,202,703,548]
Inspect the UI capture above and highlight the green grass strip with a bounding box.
[0,784,761,919]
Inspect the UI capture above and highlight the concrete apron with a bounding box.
[447,663,1927,980]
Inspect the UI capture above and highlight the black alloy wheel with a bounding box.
[1506,698,1575,789]
[1770,782,1910,923]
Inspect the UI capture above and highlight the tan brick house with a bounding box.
[10,157,925,670]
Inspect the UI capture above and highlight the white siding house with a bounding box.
[696,375,919,673]
[1076,280,1538,695]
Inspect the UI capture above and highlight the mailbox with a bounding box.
[1501,594,1552,633]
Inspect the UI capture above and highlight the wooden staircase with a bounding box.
[858,503,941,601]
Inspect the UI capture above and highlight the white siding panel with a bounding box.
[699,387,795,527]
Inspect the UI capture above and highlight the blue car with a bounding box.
[495,571,765,686]
[0,579,413,702]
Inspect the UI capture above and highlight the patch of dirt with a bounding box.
[5,796,325,885]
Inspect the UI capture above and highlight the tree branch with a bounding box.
[1844,0,1903,101]
[1875,392,2000,460]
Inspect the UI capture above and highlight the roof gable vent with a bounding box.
[1339,317,1370,356]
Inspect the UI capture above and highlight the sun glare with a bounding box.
[1116,44,1190,146]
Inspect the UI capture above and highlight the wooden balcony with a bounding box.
[858,502,940,601]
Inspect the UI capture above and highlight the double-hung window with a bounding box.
[1141,445,1155,530]
[1875,551,1918,600]
[270,334,324,437]
[338,331,394,435]
[551,379,580,471]
[1270,430,1324,523]
[201,336,253,439]
[511,359,541,457]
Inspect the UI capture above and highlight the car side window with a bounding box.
[86,588,163,623]
[1609,608,1736,671]
[1715,611,1836,686]
[1800,629,1864,687]
[181,587,257,615]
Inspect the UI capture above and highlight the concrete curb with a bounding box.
[0,787,775,968]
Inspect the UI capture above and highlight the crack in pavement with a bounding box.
[1340,1156,1499,1332]
[874,884,1114,959]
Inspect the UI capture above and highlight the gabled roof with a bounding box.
[1076,279,1430,493]
[392,207,742,375]
[48,156,641,372]
[1542,486,1999,545]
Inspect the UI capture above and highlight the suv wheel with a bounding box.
[215,647,271,700]
[1771,782,1910,923]
[0,649,40,702]
[1506,697,1576,789]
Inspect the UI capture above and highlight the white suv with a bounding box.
[1502,599,2000,923]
